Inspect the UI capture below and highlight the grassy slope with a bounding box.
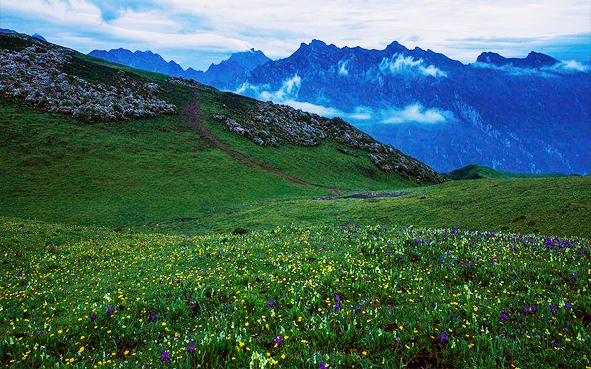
[0,98,322,226]
[177,176,591,239]
[1,47,590,238]
[449,164,567,180]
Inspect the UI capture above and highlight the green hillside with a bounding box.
[1,34,591,238]
[449,164,567,180]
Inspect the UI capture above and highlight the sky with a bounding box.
[1,0,590,71]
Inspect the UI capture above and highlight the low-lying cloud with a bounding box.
[379,104,454,124]
[235,75,373,121]
[471,60,591,76]
[379,54,447,78]
[235,76,456,125]
[338,60,349,76]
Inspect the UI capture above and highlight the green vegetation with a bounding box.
[1,218,589,368]
[1,37,591,368]
[449,165,567,180]
[1,95,589,237]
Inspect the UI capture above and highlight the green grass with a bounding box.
[168,176,591,239]
[449,165,567,180]
[2,96,591,237]
[0,98,324,226]
[1,217,589,368]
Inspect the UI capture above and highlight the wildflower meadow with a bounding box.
[0,217,589,368]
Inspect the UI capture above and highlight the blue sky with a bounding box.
[2,0,590,70]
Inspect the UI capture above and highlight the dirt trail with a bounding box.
[175,87,339,192]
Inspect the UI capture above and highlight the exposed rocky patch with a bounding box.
[213,101,445,183]
[0,33,176,122]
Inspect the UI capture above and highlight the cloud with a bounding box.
[379,54,447,78]
[2,0,589,71]
[338,60,349,76]
[281,101,372,121]
[235,75,373,120]
[545,60,591,73]
[379,104,454,124]
[235,75,301,102]
[471,60,591,76]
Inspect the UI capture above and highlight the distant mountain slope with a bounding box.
[89,48,187,77]
[32,33,47,42]
[476,51,557,68]
[88,47,270,87]
[231,40,591,175]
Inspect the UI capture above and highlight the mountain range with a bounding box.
[89,40,591,174]
[89,48,270,87]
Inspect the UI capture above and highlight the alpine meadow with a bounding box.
[1,2,590,368]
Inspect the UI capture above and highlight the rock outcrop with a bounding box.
[213,101,445,184]
[0,33,176,122]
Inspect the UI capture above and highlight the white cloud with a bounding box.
[545,60,591,73]
[235,76,373,121]
[380,104,454,124]
[338,60,349,76]
[471,60,591,76]
[2,0,589,71]
[379,54,447,78]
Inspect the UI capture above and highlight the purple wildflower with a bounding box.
[565,302,571,309]
[522,306,530,315]
[269,299,274,308]
[532,305,538,313]
[160,350,170,364]
[451,312,456,319]
[188,342,195,354]
[38,330,43,336]
[550,304,558,315]
[335,295,340,302]
[274,336,283,347]
[572,273,578,281]
[356,305,362,313]
[91,313,97,322]
[439,332,448,343]
[439,256,444,264]
[107,306,114,315]
[551,340,558,348]
[510,246,516,253]
[319,362,327,369]
[17,270,23,277]
[333,303,340,311]
[500,311,508,321]
[151,312,157,322]
[226,303,231,310]
[490,258,496,264]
